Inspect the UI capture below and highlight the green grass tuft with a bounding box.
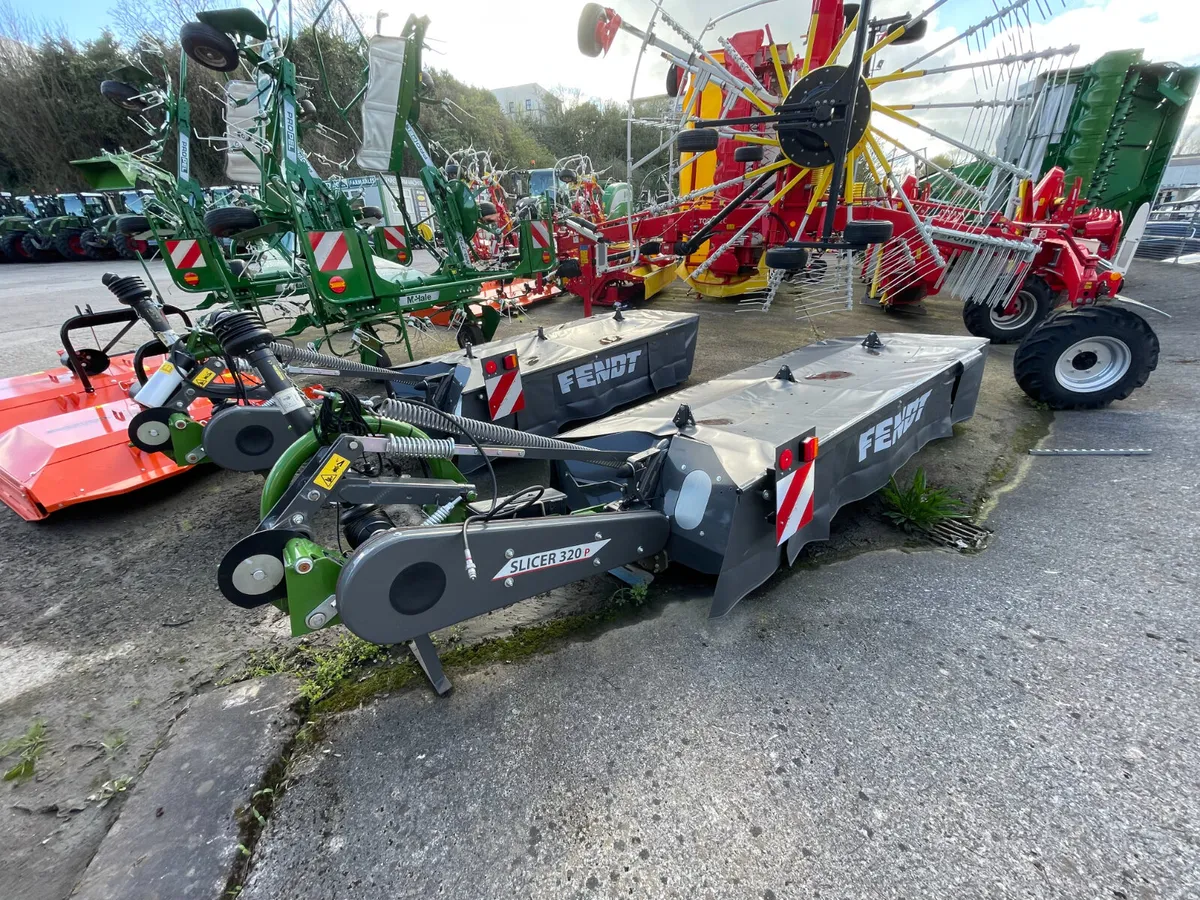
[1,720,48,783]
[880,467,966,533]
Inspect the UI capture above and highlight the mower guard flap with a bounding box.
[390,309,699,436]
[556,333,989,617]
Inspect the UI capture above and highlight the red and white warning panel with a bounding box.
[531,221,551,249]
[166,239,206,269]
[482,351,525,421]
[775,432,818,546]
[382,226,408,261]
[308,231,351,272]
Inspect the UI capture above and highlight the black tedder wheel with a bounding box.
[843,3,860,26]
[557,258,582,279]
[204,206,261,238]
[666,65,684,98]
[733,145,765,163]
[100,80,148,111]
[578,3,608,58]
[181,21,240,72]
[962,274,1053,344]
[677,128,720,154]
[765,245,808,272]
[1013,305,1159,410]
[115,214,151,235]
[843,220,894,247]
[358,205,384,222]
[890,16,928,44]
[456,319,486,349]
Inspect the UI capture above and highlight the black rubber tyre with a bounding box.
[843,220,893,247]
[180,21,239,72]
[477,200,497,219]
[578,3,608,57]
[227,259,248,278]
[765,245,808,271]
[1013,305,1159,410]
[666,65,684,98]
[78,229,111,260]
[962,274,1054,344]
[21,233,59,262]
[54,229,89,261]
[116,214,151,235]
[557,258,582,279]
[456,319,486,349]
[677,128,720,154]
[560,169,578,184]
[0,231,29,261]
[890,16,928,44]
[113,231,155,259]
[444,163,460,180]
[101,79,148,111]
[734,145,764,163]
[842,3,860,26]
[204,206,261,238]
[358,205,384,222]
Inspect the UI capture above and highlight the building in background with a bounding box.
[491,84,559,123]
[1157,154,1200,205]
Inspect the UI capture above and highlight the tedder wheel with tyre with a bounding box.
[1013,305,1159,410]
[962,274,1054,344]
[100,80,148,111]
[677,128,721,154]
[577,2,608,57]
[204,206,262,238]
[456,319,486,349]
[180,21,240,72]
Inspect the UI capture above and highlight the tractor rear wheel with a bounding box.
[0,232,28,261]
[113,231,158,259]
[54,229,89,261]
[79,229,111,260]
[962,274,1052,344]
[21,233,59,262]
[1013,305,1158,409]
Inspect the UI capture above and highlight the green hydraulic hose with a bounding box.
[260,416,466,518]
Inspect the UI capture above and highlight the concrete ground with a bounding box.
[236,258,1200,899]
[0,255,1185,898]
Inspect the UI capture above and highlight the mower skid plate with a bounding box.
[0,355,162,435]
[390,309,699,436]
[0,397,211,521]
[556,333,989,617]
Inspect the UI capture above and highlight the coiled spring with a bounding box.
[384,435,456,459]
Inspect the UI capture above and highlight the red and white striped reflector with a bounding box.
[775,455,815,546]
[308,231,351,272]
[530,220,551,250]
[166,239,205,269]
[483,351,525,421]
[382,226,407,252]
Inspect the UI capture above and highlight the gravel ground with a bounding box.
[0,253,1067,898]
[237,260,1200,898]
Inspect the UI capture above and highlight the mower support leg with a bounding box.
[410,633,452,695]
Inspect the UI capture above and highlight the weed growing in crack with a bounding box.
[1,719,48,783]
[881,468,966,533]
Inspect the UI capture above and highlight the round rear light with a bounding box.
[329,276,347,294]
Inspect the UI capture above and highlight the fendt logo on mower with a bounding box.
[557,349,643,395]
[858,390,931,462]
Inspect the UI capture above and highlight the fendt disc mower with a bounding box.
[212,0,991,695]
[559,0,1166,410]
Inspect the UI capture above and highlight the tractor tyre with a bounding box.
[21,233,59,262]
[578,3,609,58]
[181,21,240,72]
[1013,305,1159,410]
[843,220,893,247]
[100,80,148,111]
[204,206,261,238]
[734,145,765,163]
[677,128,720,154]
[54,229,89,261]
[113,231,158,259]
[765,245,808,272]
[456,319,486,349]
[962,274,1053,344]
[0,232,28,261]
[78,229,111,260]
